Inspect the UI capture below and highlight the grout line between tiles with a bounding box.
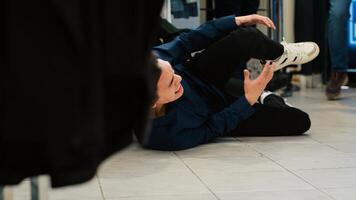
[247,144,337,200]
[173,152,221,200]
[309,137,345,152]
[96,175,106,200]
[293,166,356,171]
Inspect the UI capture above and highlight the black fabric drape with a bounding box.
[0,0,163,187]
[295,0,329,80]
[214,0,260,18]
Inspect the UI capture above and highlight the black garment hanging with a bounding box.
[295,0,329,80]
[214,0,260,18]
[0,0,163,187]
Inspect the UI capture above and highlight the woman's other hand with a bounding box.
[244,61,275,105]
[235,14,276,29]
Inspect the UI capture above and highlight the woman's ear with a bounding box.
[152,104,157,108]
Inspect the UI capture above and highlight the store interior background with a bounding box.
[3,1,356,200]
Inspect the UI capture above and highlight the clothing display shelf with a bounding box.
[162,0,284,33]
[185,0,284,41]
[162,0,200,29]
[0,177,48,200]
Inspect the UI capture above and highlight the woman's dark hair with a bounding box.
[147,52,162,104]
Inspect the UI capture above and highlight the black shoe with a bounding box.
[325,72,348,100]
[266,72,290,91]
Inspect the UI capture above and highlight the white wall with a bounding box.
[283,0,295,42]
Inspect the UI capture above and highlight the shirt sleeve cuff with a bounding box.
[230,96,255,120]
[219,15,238,30]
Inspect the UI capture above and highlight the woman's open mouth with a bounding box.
[175,84,183,94]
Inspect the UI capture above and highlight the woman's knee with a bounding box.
[291,108,311,135]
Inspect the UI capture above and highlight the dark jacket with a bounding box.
[145,16,255,151]
[0,0,163,187]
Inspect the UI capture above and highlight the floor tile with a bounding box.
[104,143,175,161]
[250,142,356,169]
[216,189,332,200]
[98,155,209,198]
[295,168,356,189]
[324,141,356,154]
[106,193,217,200]
[274,154,356,170]
[176,139,261,159]
[322,187,356,200]
[183,157,283,173]
[237,135,316,144]
[99,174,209,198]
[250,142,341,159]
[196,170,312,193]
[310,132,356,144]
[99,153,191,179]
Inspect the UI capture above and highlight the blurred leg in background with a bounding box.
[326,0,352,100]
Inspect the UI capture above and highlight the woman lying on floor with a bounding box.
[140,14,319,151]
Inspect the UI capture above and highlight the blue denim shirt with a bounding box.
[145,16,255,151]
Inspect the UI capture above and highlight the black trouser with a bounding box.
[186,27,311,136]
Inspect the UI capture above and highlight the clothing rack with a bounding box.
[162,0,172,22]
[162,0,200,29]
[0,186,12,200]
[0,177,48,200]
[202,0,284,41]
[267,0,284,41]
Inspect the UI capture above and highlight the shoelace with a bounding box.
[281,38,307,63]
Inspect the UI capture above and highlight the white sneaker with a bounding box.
[274,39,320,71]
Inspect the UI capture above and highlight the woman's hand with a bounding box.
[235,14,276,29]
[244,61,275,105]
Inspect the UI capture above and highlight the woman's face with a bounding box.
[155,59,184,105]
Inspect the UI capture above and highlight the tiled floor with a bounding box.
[10,88,356,199]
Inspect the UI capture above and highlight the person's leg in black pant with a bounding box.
[185,27,311,137]
[234,104,311,136]
[185,26,284,90]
